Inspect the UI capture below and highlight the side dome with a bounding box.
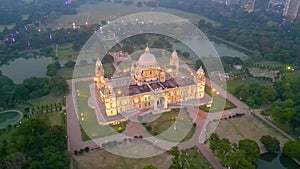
[137,47,157,68]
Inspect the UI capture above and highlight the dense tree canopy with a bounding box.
[209,133,259,169]
[283,140,300,162]
[260,135,280,153]
[0,119,68,169]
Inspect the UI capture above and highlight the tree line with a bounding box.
[0,71,68,109]
[158,0,300,64]
[0,117,69,169]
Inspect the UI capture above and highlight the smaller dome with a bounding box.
[138,47,157,68]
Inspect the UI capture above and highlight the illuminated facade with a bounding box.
[93,47,205,123]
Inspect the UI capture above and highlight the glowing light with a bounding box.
[81,118,84,121]
[287,66,291,70]
[85,22,88,25]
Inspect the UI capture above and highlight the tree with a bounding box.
[260,135,280,153]
[53,61,61,69]
[169,146,196,169]
[181,52,190,58]
[283,140,300,161]
[143,165,158,169]
[122,44,134,54]
[64,60,76,67]
[50,76,68,96]
[271,100,295,124]
[102,54,114,64]
[260,85,278,103]
[224,150,255,169]
[238,139,260,165]
[195,59,203,69]
[46,63,58,77]
[209,133,220,153]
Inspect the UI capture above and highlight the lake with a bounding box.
[258,152,300,169]
[0,56,52,84]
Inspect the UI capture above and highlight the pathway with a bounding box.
[251,109,295,141]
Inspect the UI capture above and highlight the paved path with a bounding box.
[251,109,295,141]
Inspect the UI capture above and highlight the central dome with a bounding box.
[138,47,157,68]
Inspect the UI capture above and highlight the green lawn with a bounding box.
[75,80,121,140]
[141,109,195,142]
[59,64,95,79]
[226,78,269,94]
[254,61,284,67]
[58,44,79,60]
[200,86,236,112]
[103,63,116,77]
[285,70,300,82]
[28,93,64,106]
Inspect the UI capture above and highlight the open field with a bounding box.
[74,145,212,169]
[44,2,218,30]
[285,70,300,81]
[35,110,65,126]
[28,93,64,106]
[214,114,290,152]
[74,148,172,169]
[58,43,79,60]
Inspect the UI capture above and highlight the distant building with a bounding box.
[283,0,300,20]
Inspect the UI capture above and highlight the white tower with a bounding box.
[170,50,179,76]
[94,58,105,89]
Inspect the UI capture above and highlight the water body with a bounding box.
[172,40,246,59]
[0,56,52,84]
[258,152,300,169]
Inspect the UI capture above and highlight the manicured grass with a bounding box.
[142,109,195,142]
[226,78,269,94]
[117,60,132,72]
[28,93,64,106]
[36,110,65,126]
[75,80,122,140]
[185,147,213,169]
[200,86,236,112]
